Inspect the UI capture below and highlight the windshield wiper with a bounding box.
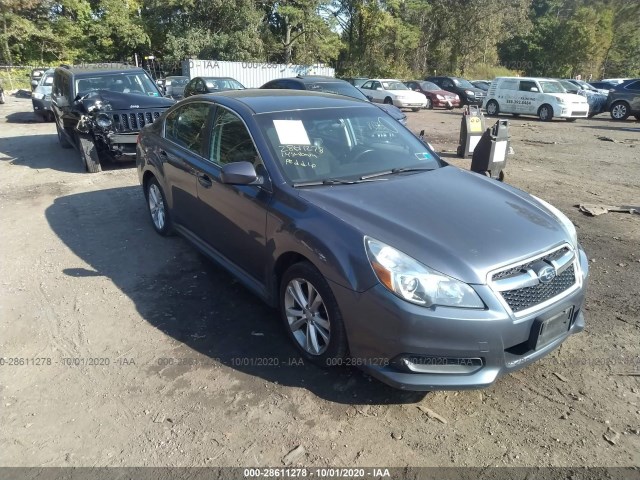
[360,167,434,180]
[293,178,384,187]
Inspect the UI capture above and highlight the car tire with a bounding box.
[425,97,433,109]
[486,100,499,116]
[635,114,640,121]
[610,101,630,121]
[279,262,348,366]
[538,104,553,121]
[78,134,102,173]
[56,122,72,148]
[383,97,393,105]
[566,118,577,122]
[145,177,173,236]
[411,107,420,112]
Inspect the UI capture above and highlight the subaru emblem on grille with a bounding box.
[537,265,556,284]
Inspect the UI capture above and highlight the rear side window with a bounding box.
[499,80,518,91]
[625,81,640,91]
[164,103,212,156]
[519,80,537,92]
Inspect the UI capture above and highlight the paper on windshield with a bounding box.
[273,120,311,145]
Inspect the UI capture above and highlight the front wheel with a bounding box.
[280,262,348,366]
[78,134,101,173]
[485,100,499,116]
[145,177,173,236]
[610,101,630,121]
[383,97,393,105]
[425,97,433,109]
[538,104,553,121]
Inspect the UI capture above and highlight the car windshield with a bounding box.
[76,72,161,96]
[41,74,54,86]
[418,81,440,91]
[205,78,245,90]
[559,80,576,92]
[381,81,408,90]
[452,78,475,88]
[306,82,368,101]
[256,106,442,185]
[539,80,565,93]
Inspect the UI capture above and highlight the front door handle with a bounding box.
[197,173,213,188]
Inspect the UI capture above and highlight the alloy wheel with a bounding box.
[284,278,330,355]
[148,183,166,231]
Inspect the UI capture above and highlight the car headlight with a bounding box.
[96,113,112,128]
[436,94,444,100]
[554,96,566,104]
[364,237,484,308]
[32,92,45,100]
[531,195,578,248]
[464,90,475,96]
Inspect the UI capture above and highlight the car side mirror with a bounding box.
[221,161,262,185]
[530,87,539,92]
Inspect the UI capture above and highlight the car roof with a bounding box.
[198,89,370,114]
[197,77,238,81]
[368,78,402,82]
[56,67,148,78]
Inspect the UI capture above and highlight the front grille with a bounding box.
[493,247,569,281]
[492,247,577,313]
[112,110,163,133]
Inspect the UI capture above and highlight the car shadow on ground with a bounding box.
[46,186,427,405]
[4,111,48,124]
[0,133,136,173]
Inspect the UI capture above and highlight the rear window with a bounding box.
[306,82,368,101]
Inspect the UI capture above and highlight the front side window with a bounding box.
[210,108,260,166]
[360,81,373,90]
[164,103,211,156]
[256,106,442,184]
[519,80,538,92]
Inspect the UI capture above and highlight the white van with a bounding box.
[483,77,589,121]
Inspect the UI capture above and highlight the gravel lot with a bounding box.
[1,94,639,468]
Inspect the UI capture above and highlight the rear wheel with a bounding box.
[280,262,348,366]
[486,100,499,116]
[538,104,553,121]
[145,177,173,236]
[78,134,101,173]
[383,97,393,105]
[610,101,630,121]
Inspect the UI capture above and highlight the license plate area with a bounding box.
[530,307,573,350]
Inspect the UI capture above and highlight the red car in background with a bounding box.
[404,80,460,109]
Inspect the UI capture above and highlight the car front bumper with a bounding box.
[433,98,460,108]
[394,99,427,109]
[331,246,589,391]
[556,105,589,118]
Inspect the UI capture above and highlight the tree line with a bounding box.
[1,0,638,80]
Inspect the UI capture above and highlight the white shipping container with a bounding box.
[182,59,335,88]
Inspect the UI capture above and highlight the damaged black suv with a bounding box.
[51,66,174,172]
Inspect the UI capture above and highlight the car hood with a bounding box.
[551,93,588,103]
[78,90,175,111]
[297,167,570,284]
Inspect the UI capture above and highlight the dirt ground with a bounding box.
[1,94,639,469]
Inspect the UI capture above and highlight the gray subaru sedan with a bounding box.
[136,90,588,391]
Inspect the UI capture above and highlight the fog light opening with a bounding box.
[401,356,483,374]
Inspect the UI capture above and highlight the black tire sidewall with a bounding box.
[279,262,349,366]
[77,134,101,173]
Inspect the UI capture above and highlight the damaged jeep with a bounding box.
[51,66,174,172]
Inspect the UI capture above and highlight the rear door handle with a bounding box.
[197,173,213,188]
